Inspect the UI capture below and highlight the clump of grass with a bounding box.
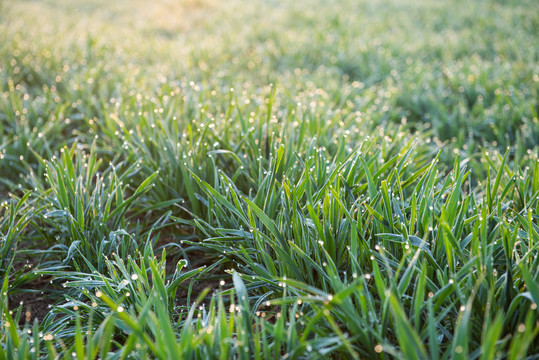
[0,192,33,280]
[190,142,539,357]
[28,142,161,274]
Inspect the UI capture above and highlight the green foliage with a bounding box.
[0,192,32,277]
[0,0,538,358]
[31,142,161,273]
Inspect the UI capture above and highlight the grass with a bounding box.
[1,0,538,358]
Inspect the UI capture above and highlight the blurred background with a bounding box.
[1,0,538,172]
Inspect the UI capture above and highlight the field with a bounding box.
[1,0,538,358]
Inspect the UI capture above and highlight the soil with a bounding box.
[7,253,56,325]
[6,233,227,324]
[8,291,53,324]
[157,243,228,306]
[175,277,223,305]
[8,273,55,325]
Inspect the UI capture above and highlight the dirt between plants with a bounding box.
[6,243,225,325]
[8,273,55,325]
[8,291,53,324]
[175,277,223,304]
